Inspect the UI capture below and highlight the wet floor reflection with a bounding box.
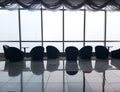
[0,59,120,92]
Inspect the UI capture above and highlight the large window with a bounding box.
[106,11,120,51]
[0,10,19,52]
[0,7,120,54]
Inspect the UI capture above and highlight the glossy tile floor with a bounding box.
[0,58,120,92]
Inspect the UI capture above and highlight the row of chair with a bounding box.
[3,45,120,62]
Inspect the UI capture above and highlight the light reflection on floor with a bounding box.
[0,58,120,92]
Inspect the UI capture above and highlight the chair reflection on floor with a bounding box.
[66,60,78,75]
[4,61,26,77]
[111,59,120,70]
[46,58,60,72]
[79,59,93,92]
[79,59,93,73]
[95,59,109,72]
[31,61,44,75]
[95,59,109,92]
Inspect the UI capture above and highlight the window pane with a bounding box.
[43,11,62,41]
[21,10,41,41]
[0,10,19,40]
[1,42,19,52]
[21,42,42,53]
[106,42,120,52]
[65,11,84,41]
[86,11,104,40]
[107,11,120,40]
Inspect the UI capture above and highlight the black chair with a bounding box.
[65,46,78,61]
[78,46,93,60]
[5,47,24,62]
[95,46,109,59]
[30,46,44,61]
[46,46,60,59]
[111,49,120,59]
[3,45,10,59]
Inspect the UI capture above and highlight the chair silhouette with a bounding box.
[95,46,109,59]
[30,46,44,61]
[78,46,93,60]
[65,46,78,61]
[111,49,120,59]
[46,46,60,59]
[3,45,10,59]
[5,47,24,62]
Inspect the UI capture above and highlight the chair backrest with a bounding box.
[46,46,60,59]
[95,46,109,59]
[7,47,24,62]
[3,45,10,59]
[111,49,120,59]
[65,46,78,61]
[78,46,92,60]
[30,46,44,61]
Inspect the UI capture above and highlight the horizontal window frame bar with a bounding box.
[1,40,120,42]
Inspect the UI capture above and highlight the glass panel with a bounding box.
[86,11,104,40]
[0,10,19,40]
[64,11,84,41]
[106,42,120,52]
[21,42,42,53]
[21,10,41,41]
[43,42,63,52]
[107,11,120,41]
[43,11,62,41]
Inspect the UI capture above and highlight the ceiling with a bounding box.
[0,0,120,10]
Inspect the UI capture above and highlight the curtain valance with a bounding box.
[0,0,120,10]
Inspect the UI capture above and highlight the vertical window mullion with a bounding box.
[18,9,22,50]
[83,9,86,47]
[41,6,43,47]
[104,10,107,47]
[62,6,65,53]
